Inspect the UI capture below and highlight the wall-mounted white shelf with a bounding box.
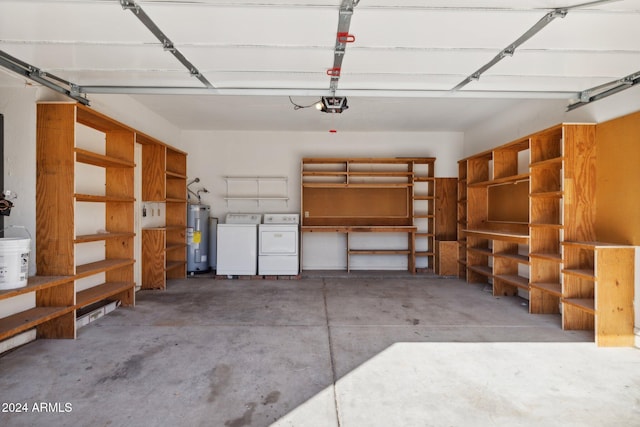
[223,176,289,206]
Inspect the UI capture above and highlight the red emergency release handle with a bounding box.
[326,68,341,77]
[337,32,356,43]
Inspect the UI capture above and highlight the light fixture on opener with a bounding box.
[289,96,349,114]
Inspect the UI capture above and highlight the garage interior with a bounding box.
[1,1,640,426]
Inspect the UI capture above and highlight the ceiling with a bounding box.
[0,0,639,132]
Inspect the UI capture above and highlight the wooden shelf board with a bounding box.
[75,148,135,168]
[495,274,529,289]
[530,191,563,198]
[166,170,187,179]
[529,252,562,262]
[166,243,187,252]
[0,276,73,301]
[302,183,411,188]
[75,194,135,203]
[302,226,417,233]
[349,172,412,177]
[530,223,563,229]
[0,306,74,341]
[413,177,436,182]
[413,196,435,201]
[166,197,188,203]
[468,265,493,278]
[562,268,596,280]
[493,252,530,264]
[76,259,134,279]
[464,229,529,244]
[76,281,134,309]
[75,232,135,243]
[562,241,633,249]
[530,282,562,297]
[530,157,564,168]
[302,171,348,177]
[468,173,530,188]
[166,261,186,271]
[562,298,596,314]
[349,250,411,255]
[415,251,435,257]
[468,247,492,256]
[415,232,434,237]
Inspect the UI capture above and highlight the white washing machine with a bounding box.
[259,214,300,275]
[216,213,262,275]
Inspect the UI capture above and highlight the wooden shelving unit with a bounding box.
[139,134,188,290]
[301,157,437,272]
[461,137,530,295]
[458,123,636,346]
[29,102,137,340]
[561,241,636,346]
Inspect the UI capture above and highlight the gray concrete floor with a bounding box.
[1,275,639,427]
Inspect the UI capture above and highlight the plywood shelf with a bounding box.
[562,298,596,314]
[493,252,529,264]
[495,274,529,290]
[530,157,563,168]
[530,282,562,297]
[562,268,596,281]
[76,281,134,309]
[0,307,74,341]
[76,259,135,279]
[529,252,562,262]
[464,229,529,244]
[468,173,530,188]
[74,232,135,243]
[166,170,187,179]
[0,276,72,301]
[75,148,135,168]
[75,194,135,203]
[468,265,493,278]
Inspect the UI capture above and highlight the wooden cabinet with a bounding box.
[561,242,635,346]
[139,135,188,290]
[301,157,438,272]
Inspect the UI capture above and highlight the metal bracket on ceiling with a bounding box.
[119,0,214,88]
[567,70,640,111]
[451,0,618,92]
[328,0,359,95]
[451,8,568,91]
[0,50,90,105]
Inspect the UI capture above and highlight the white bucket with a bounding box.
[0,226,31,290]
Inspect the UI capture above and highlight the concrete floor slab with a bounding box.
[0,275,637,427]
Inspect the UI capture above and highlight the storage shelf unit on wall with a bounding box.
[459,123,636,346]
[301,157,436,272]
[139,133,188,290]
[29,102,137,340]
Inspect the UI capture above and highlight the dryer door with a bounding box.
[259,226,298,256]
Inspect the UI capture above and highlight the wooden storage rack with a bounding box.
[0,102,187,344]
[458,123,636,346]
[15,102,138,340]
[139,134,188,290]
[301,157,436,272]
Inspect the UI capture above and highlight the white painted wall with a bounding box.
[181,129,464,270]
[463,85,640,156]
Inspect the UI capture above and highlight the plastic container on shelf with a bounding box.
[0,226,31,290]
